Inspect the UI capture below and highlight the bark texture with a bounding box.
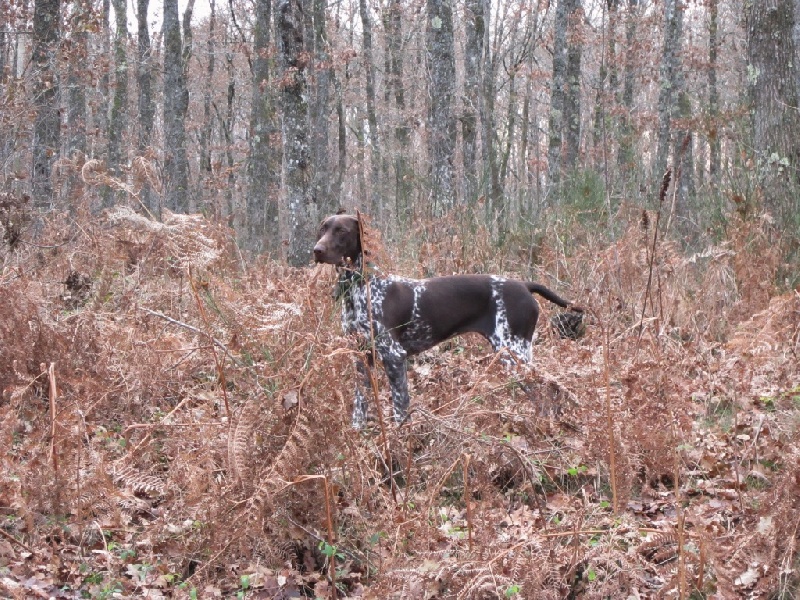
[278,0,314,266]
[31,0,61,209]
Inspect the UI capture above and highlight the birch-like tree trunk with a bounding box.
[426,0,457,214]
[277,0,314,266]
[163,0,190,212]
[31,0,61,210]
[247,0,280,253]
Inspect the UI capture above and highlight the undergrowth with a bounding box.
[0,197,798,599]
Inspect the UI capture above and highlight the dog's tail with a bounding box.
[527,283,583,312]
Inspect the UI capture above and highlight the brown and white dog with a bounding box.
[313,214,583,427]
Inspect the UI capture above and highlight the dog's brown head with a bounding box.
[313,214,362,266]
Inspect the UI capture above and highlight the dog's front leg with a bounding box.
[376,336,410,424]
[351,355,372,429]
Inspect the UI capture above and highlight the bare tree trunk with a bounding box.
[105,0,128,207]
[708,0,720,185]
[31,0,61,210]
[163,0,190,212]
[548,0,568,190]
[426,0,457,215]
[247,0,280,253]
[65,4,88,204]
[563,0,582,170]
[359,0,381,217]
[385,0,410,218]
[747,0,800,219]
[277,0,314,266]
[137,0,156,214]
[309,0,334,218]
[198,0,216,210]
[618,0,638,179]
[655,0,681,184]
[462,0,485,205]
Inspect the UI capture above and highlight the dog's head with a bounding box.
[313,214,362,266]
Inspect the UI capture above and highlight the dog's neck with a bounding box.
[334,254,366,301]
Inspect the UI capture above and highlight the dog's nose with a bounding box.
[313,244,325,262]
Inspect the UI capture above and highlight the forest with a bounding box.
[1,0,799,597]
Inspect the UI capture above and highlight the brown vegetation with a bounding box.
[1,201,799,599]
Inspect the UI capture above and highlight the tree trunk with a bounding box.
[359,0,381,217]
[137,0,156,214]
[309,0,334,219]
[548,0,568,189]
[426,0,457,215]
[162,0,190,212]
[747,0,800,218]
[198,0,216,210]
[618,0,638,178]
[462,0,485,205]
[31,0,61,210]
[654,0,681,184]
[65,4,88,204]
[385,0,411,219]
[247,0,280,254]
[105,0,128,207]
[277,0,314,266]
[707,0,720,185]
[563,0,582,170]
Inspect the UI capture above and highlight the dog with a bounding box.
[313,214,583,428]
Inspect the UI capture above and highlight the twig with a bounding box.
[602,324,618,514]
[141,307,240,365]
[47,362,59,474]
[463,453,473,552]
[0,527,34,553]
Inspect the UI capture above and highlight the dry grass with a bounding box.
[0,199,798,599]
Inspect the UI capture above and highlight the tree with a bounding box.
[136,0,156,214]
[31,0,61,210]
[277,0,314,266]
[654,0,682,183]
[359,0,380,216]
[105,0,128,207]
[426,0,457,214]
[747,0,800,218]
[247,0,280,253]
[462,0,485,205]
[563,0,582,169]
[163,0,190,212]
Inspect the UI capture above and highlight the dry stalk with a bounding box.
[670,410,686,600]
[188,267,231,422]
[602,323,618,514]
[635,168,671,357]
[47,362,59,474]
[356,209,397,504]
[463,453,473,552]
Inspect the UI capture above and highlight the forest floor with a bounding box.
[1,200,799,599]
